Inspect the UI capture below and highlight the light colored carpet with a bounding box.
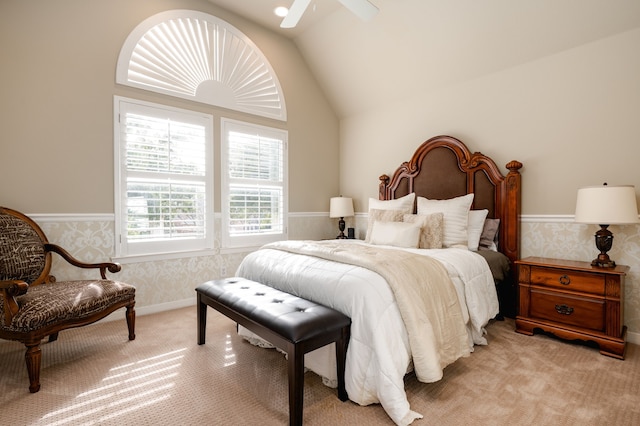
[1,306,638,425]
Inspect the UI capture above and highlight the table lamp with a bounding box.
[329,196,354,239]
[574,183,639,267]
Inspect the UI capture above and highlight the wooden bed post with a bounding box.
[502,160,523,265]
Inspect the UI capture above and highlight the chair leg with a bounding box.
[126,305,136,341]
[25,342,42,393]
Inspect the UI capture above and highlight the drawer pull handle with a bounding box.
[555,304,574,315]
[559,274,571,285]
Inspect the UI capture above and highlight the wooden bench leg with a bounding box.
[288,342,304,426]
[197,294,207,345]
[336,326,350,402]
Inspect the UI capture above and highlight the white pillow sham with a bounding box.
[417,193,474,248]
[369,220,421,248]
[467,209,489,251]
[368,192,415,215]
[365,209,405,243]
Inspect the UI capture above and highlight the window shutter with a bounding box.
[115,98,213,258]
[222,119,287,248]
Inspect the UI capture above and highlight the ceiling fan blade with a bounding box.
[280,0,312,28]
[337,0,379,21]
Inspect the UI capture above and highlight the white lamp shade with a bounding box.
[575,185,639,224]
[329,197,354,218]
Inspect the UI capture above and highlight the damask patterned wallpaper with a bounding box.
[520,220,640,342]
[36,215,333,315]
[36,215,640,343]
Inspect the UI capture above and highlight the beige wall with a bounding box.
[338,27,640,342]
[0,0,339,214]
[339,29,640,215]
[2,1,640,342]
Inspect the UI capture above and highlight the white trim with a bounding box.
[521,214,575,223]
[22,212,593,223]
[290,212,329,218]
[92,299,640,346]
[134,297,197,317]
[101,298,640,346]
[91,297,197,324]
[29,213,114,223]
[4,298,638,348]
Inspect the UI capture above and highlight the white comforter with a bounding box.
[235,240,499,425]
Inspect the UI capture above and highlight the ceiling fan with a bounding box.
[280,0,379,28]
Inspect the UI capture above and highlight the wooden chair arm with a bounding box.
[44,243,122,279]
[1,279,29,324]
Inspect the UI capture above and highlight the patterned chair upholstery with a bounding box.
[0,206,136,393]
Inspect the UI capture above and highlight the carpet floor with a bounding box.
[1,306,638,425]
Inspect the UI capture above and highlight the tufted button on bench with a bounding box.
[196,278,351,426]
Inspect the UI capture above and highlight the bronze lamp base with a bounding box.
[591,224,616,268]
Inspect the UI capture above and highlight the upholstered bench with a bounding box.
[196,277,351,426]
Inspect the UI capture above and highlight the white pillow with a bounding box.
[467,209,489,251]
[368,192,415,215]
[369,221,421,248]
[417,193,474,248]
[365,209,404,243]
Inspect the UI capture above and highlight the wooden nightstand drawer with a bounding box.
[530,289,604,331]
[530,266,605,295]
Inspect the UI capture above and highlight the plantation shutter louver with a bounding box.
[222,119,287,248]
[115,98,213,258]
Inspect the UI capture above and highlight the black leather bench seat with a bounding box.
[196,277,351,426]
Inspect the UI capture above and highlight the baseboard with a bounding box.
[95,297,197,323]
[2,298,638,350]
[119,299,640,346]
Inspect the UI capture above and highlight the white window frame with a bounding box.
[221,118,288,249]
[113,96,214,260]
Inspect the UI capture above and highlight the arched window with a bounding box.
[116,10,286,121]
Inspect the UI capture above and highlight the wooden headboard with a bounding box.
[379,135,523,264]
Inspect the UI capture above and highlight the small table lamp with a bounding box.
[574,184,639,268]
[329,196,354,239]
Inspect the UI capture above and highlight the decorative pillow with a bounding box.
[479,218,500,251]
[417,193,474,248]
[403,213,444,249]
[468,209,489,251]
[365,209,404,242]
[367,193,415,215]
[369,221,421,248]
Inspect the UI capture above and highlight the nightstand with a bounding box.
[515,256,628,359]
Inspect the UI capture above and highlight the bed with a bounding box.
[235,135,523,425]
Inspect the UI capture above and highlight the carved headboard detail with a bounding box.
[378,135,523,263]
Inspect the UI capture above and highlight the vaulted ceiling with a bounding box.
[209,0,640,118]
